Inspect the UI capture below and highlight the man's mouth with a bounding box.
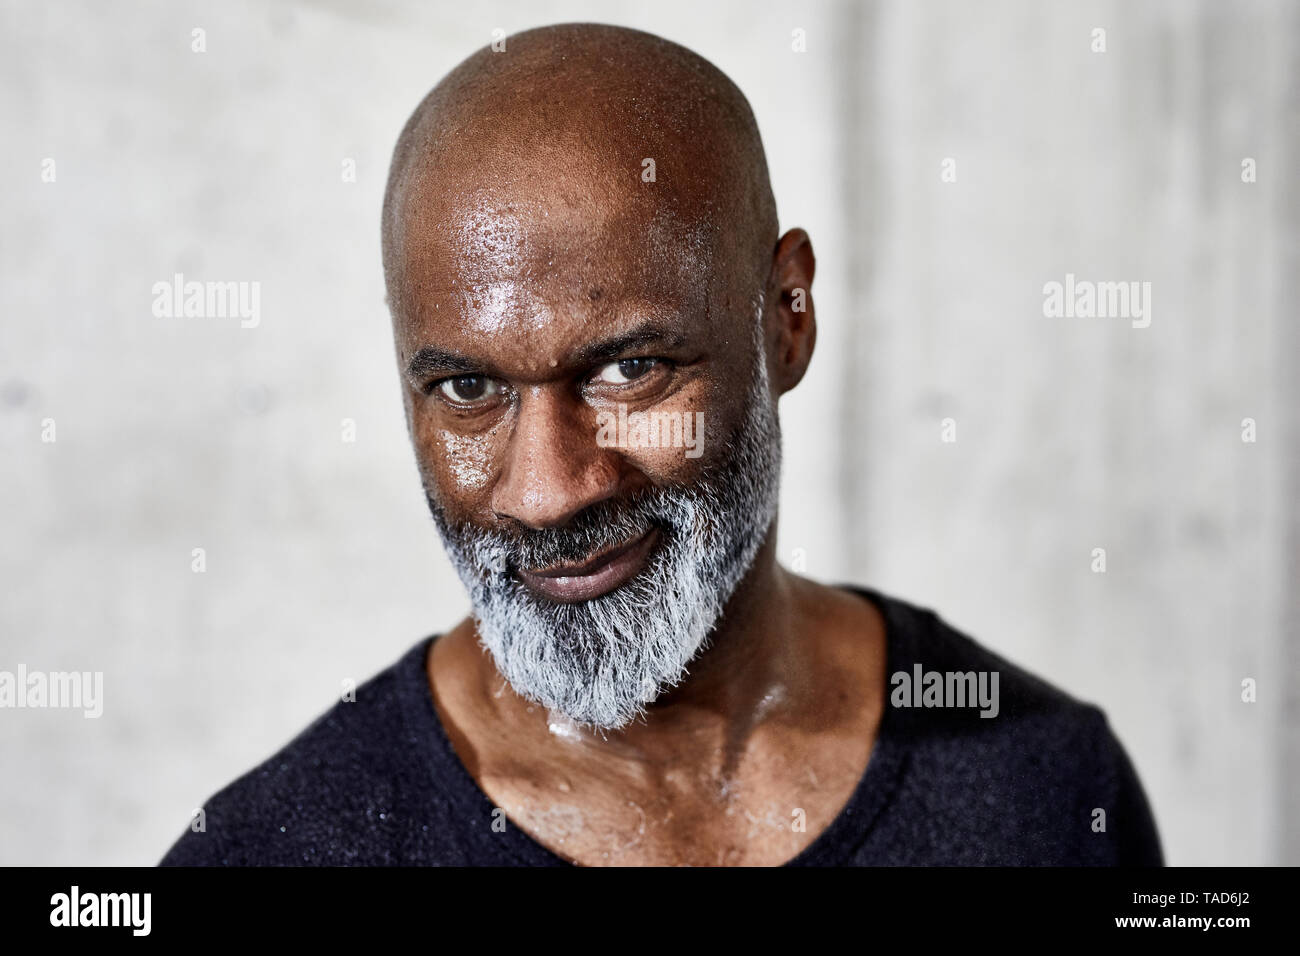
[514,527,661,603]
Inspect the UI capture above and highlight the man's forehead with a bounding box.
[408,166,714,264]
[397,183,718,328]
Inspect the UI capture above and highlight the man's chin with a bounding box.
[465,576,713,729]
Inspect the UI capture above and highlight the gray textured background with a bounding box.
[1,0,1295,866]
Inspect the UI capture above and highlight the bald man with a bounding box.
[161,23,1162,867]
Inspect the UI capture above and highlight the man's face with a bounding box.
[390,158,781,729]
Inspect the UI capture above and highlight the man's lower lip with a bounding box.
[516,529,660,603]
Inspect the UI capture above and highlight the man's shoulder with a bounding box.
[857,587,1163,865]
[159,637,438,866]
[862,585,1098,722]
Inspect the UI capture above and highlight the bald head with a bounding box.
[381,23,778,320]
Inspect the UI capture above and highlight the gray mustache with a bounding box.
[430,487,690,574]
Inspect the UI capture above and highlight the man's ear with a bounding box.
[767,227,817,394]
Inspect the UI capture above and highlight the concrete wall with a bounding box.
[1,0,1294,865]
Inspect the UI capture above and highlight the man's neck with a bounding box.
[606,534,806,735]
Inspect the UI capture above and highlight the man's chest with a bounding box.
[476,739,869,866]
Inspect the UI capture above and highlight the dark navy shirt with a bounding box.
[159,587,1164,866]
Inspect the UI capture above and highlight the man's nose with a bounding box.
[490,388,621,529]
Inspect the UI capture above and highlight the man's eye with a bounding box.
[592,358,660,385]
[436,375,500,404]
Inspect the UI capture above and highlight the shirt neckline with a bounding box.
[396,584,914,866]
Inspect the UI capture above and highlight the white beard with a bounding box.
[430,304,782,730]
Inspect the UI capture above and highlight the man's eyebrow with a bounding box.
[405,347,482,381]
[575,322,688,366]
[404,321,690,383]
